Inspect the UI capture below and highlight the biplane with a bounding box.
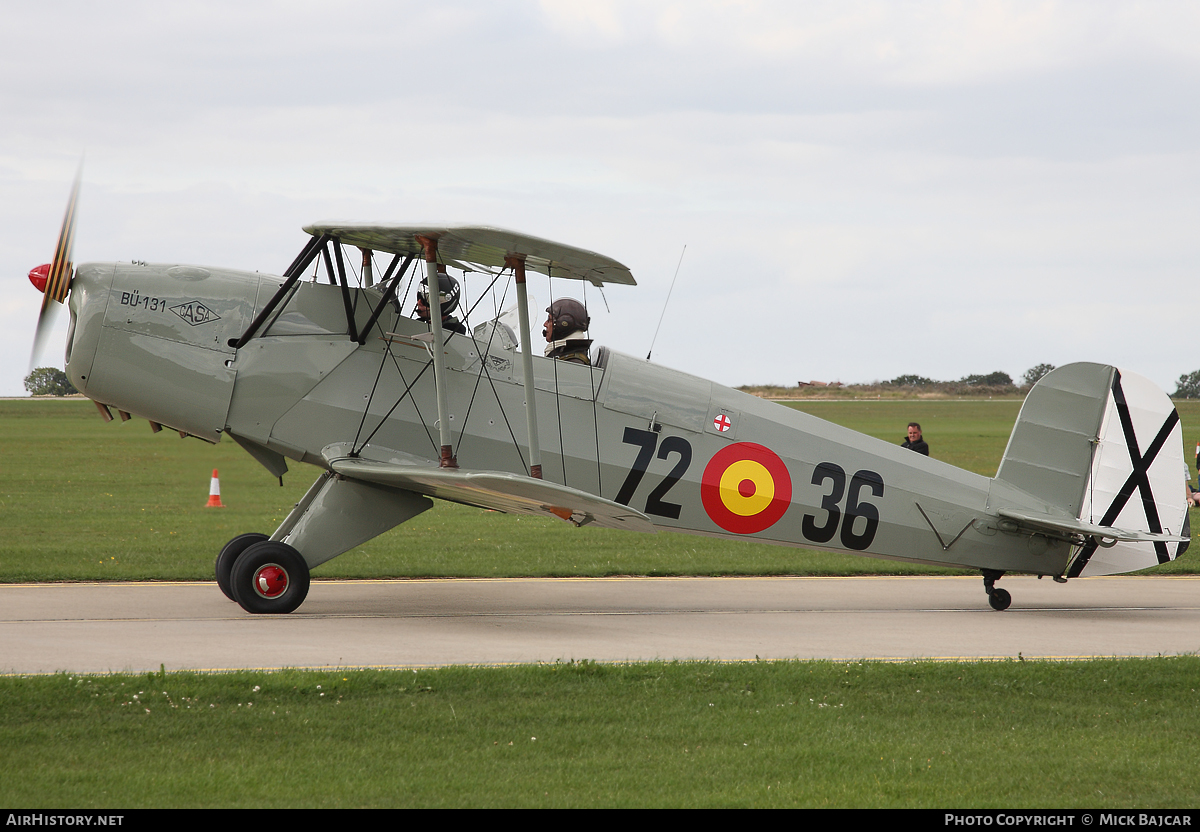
[29,175,1190,614]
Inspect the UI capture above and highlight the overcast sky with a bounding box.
[3,0,1199,397]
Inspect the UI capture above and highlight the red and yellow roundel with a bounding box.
[701,442,792,534]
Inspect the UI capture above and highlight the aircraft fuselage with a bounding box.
[64,261,1077,578]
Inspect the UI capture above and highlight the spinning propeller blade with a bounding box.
[29,165,82,371]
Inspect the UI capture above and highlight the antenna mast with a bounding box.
[646,245,686,361]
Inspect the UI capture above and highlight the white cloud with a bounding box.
[2,1,1200,397]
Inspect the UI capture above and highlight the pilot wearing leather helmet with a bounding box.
[543,298,591,364]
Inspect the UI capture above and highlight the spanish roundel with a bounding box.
[701,442,792,534]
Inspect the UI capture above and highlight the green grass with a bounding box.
[8,399,1200,809]
[2,659,1197,808]
[781,398,1027,476]
[5,398,1200,580]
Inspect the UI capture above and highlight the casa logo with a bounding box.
[701,442,791,534]
[170,301,221,326]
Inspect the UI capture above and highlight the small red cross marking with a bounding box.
[714,414,732,432]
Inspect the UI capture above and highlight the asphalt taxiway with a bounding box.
[2,575,1198,674]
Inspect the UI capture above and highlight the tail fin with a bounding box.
[994,363,1188,577]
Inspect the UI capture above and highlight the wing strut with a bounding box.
[229,232,330,348]
[323,240,360,343]
[416,235,458,468]
[356,253,414,345]
[506,255,543,479]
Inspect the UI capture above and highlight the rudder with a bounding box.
[995,363,1188,577]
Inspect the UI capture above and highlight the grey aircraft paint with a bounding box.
[50,226,1188,614]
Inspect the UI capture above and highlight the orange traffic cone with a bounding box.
[206,469,225,508]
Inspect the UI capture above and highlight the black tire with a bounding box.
[229,541,311,614]
[988,587,1012,611]
[215,533,269,601]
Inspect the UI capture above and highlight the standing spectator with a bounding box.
[902,422,929,456]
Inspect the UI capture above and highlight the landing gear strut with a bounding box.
[982,569,1011,611]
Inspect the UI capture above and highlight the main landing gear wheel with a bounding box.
[230,540,310,614]
[982,569,1011,611]
[215,533,269,600]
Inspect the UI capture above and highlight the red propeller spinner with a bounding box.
[29,263,50,293]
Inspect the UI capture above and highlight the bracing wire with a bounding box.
[455,271,528,473]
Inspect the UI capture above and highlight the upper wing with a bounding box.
[324,448,655,534]
[302,223,635,287]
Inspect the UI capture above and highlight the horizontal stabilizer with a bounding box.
[997,509,1188,546]
[326,452,655,534]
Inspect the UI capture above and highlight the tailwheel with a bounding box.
[215,533,269,600]
[982,569,1011,611]
[230,540,310,614]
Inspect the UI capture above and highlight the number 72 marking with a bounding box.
[614,427,692,519]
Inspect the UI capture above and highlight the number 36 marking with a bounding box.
[801,463,884,551]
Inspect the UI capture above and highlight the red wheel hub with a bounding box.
[253,564,288,599]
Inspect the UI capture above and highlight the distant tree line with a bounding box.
[881,364,1055,393]
[737,364,1061,398]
